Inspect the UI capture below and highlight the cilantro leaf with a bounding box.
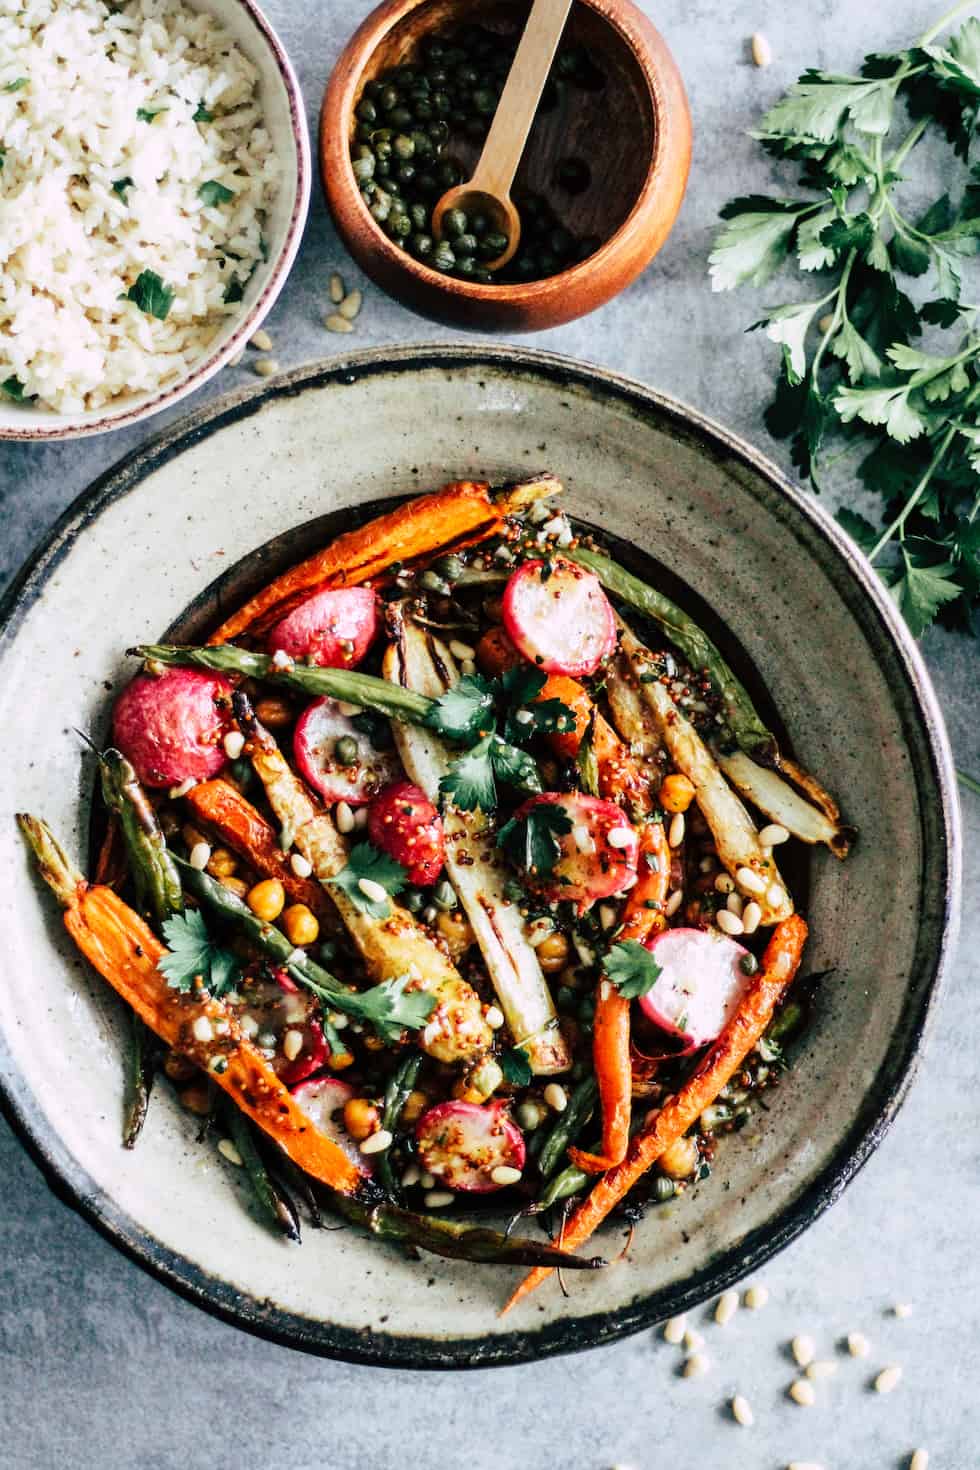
[198,179,235,207]
[499,1047,532,1086]
[709,201,813,292]
[158,909,243,996]
[355,973,437,1042]
[3,78,28,93]
[604,939,663,1000]
[751,301,822,386]
[796,207,839,270]
[755,71,897,143]
[112,177,134,202]
[136,105,167,122]
[193,101,213,122]
[491,737,542,795]
[424,673,496,742]
[883,551,962,637]
[503,695,576,746]
[497,801,573,877]
[501,665,547,704]
[2,376,25,401]
[440,733,496,812]
[920,297,963,327]
[327,841,407,918]
[126,269,174,321]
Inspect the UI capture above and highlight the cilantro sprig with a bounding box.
[158,909,243,996]
[711,5,980,634]
[604,939,663,1000]
[497,801,573,876]
[327,841,407,919]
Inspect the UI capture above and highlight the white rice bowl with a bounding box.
[0,0,285,416]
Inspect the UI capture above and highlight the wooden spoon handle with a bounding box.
[470,0,574,202]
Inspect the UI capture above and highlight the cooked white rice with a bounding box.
[0,0,280,413]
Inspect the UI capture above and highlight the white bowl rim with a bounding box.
[0,343,962,1366]
[0,0,311,443]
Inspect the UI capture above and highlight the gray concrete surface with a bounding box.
[1,3,977,1467]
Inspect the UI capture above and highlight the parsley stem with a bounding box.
[886,116,930,175]
[868,423,957,562]
[957,768,980,797]
[918,0,979,48]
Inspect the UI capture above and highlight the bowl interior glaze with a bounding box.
[0,347,958,1366]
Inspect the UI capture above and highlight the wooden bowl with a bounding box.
[320,0,691,332]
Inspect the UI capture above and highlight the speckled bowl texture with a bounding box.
[0,346,960,1367]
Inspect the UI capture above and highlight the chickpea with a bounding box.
[163,1050,197,1084]
[254,695,294,730]
[537,930,570,974]
[401,1089,429,1125]
[220,875,250,899]
[246,878,285,922]
[178,1083,212,1116]
[281,903,320,946]
[659,1134,699,1180]
[343,1097,381,1141]
[206,846,238,879]
[435,907,475,959]
[659,774,696,814]
[330,1049,355,1070]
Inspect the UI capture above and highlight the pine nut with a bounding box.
[607,827,634,849]
[741,901,762,934]
[716,908,744,936]
[249,329,273,351]
[490,1165,522,1186]
[767,882,786,908]
[806,1360,837,1381]
[336,801,355,834]
[189,841,212,871]
[359,1128,393,1155]
[329,272,345,303]
[424,1190,454,1208]
[353,807,369,828]
[731,1394,754,1426]
[910,1452,929,1470]
[336,700,363,717]
[223,730,245,759]
[663,1314,687,1344]
[894,1302,913,1318]
[736,866,766,895]
[792,1334,815,1367]
[788,1464,826,1470]
[339,289,362,321]
[217,1138,243,1166]
[282,1028,304,1061]
[668,812,685,848]
[744,1283,769,1309]
[789,1379,815,1406]
[759,823,790,846]
[751,31,772,67]
[192,1016,213,1043]
[254,357,278,376]
[682,1353,709,1378]
[325,313,354,333]
[599,904,618,931]
[726,891,744,916]
[358,877,388,903]
[715,1290,739,1325]
[544,1083,567,1112]
[665,889,684,917]
[874,1364,902,1394]
[419,1171,436,1189]
[847,1331,870,1357]
[485,1005,504,1029]
[684,1328,704,1351]
[290,851,312,878]
[401,1164,421,1188]
[229,350,244,367]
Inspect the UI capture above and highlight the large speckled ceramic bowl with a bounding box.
[0,346,960,1367]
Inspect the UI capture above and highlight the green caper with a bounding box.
[369,194,392,224]
[472,87,496,115]
[455,255,476,276]
[432,90,452,117]
[355,97,377,124]
[455,63,478,87]
[396,161,417,185]
[420,567,452,592]
[354,122,375,144]
[389,105,414,129]
[410,232,434,259]
[318,939,337,964]
[393,133,415,160]
[229,757,254,792]
[436,158,462,188]
[379,84,399,111]
[403,888,424,913]
[455,232,478,255]
[653,1175,676,1204]
[442,207,467,239]
[433,878,457,911]
[352,154,375,183]
[427,119,449,144]
[435,553,464,581]
[740,952,760,976]
[410,129,432,158]
[412,99,434,121]
[469,212,488,237]
[386,211,412,239]
[415,171,438,198]
[480,231,509,259]
[335,735,359,766]
[409,201,428,231]
[385,176,402,196]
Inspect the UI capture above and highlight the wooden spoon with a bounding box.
[431,0,574,272]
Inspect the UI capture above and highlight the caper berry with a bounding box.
[335,735,359,766]
[420,566,452,592]
[379,84,399,112]
[653,1175,676,1204]
[409,201,428,231]
[433,878,457,911]
[403,888,424,913]
[454,232,478,256]
[435,553,464,580]
[442,207,467,239]
[472,87,496,116]
[389,105,413,128]
[469,212,488,238]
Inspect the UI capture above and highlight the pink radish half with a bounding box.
[503,558,616,677]
[112,667,232,789]
[267,587,378,669]
[294,697,400,805]
[638,927,752,1049]
[511,792,639,907]
[415,1100,525,1193]
[291,1076,372,1176]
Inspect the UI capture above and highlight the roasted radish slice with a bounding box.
[638,927,752,1050]
[294,697,400,805]
[415,1100,525,1192]
[368,780,445,885]
[267,587,378,669]
[291,1076,372,1175]
[112,667,232,789]
[229,973,326,1086]
[507,793,639,907]
[503,558,615,677]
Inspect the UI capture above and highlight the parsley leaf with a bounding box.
[425,673,496,742]
[198,179,234,207]
[883,550,962,636]
[353,973,437,1042]
[126,269,174,321]
[327,841,407,918]
[499,1047,532,1087]
[2,376,25,401]
[157,909,243,996]
[193,101,213,122]
[497,801,573,877]
[3,78,28,93]
[490,737,543,795]
[709,200,815,292]
[136,105,167,122]
[112,177,135,202]
[604,939,663,1000]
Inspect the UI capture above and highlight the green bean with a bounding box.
[222,1103,300,1241]
[537,1074,598,1178]
[567,546,778,763]
[98,747,183,925]
[122,1011,154,1150]
[536,1163,589,1210]
[376,1051,423,1199]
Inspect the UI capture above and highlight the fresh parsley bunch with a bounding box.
[710,3,980,635]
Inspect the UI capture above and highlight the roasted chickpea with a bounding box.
[220,875,250,899]
[254,695,294,730]
[281,903,320,946]
[330,1049,355,1070]
[659,774,696,813]
[343,1097,381,1141]
[206,846,238,879]
[537,931,570,974]
[246,878,285,922]
[435,907,475,958]
[659,1134,699,1180]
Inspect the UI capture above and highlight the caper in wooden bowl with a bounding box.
[320,0,692,332]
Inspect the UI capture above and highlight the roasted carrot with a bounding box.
[184,779,335,922]
[18,815,361,1195]
[503,915,808,1312]
[208,477,560,645]
[569,821,672,1173]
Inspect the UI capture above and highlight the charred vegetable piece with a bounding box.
[267,586,379,669]
[122,1009,155,1150]
[503,557,615,677]
[537,1074,599,1179]
[221,1101,302,1241]
[717,748,853,858]
[17,815,361,1194]
[112,666,232,789]
[207,475,562,644]
[294,696,401,805]
[415,1099,526,1193]
[376,1050,423,1199]
[99,747,184,924]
